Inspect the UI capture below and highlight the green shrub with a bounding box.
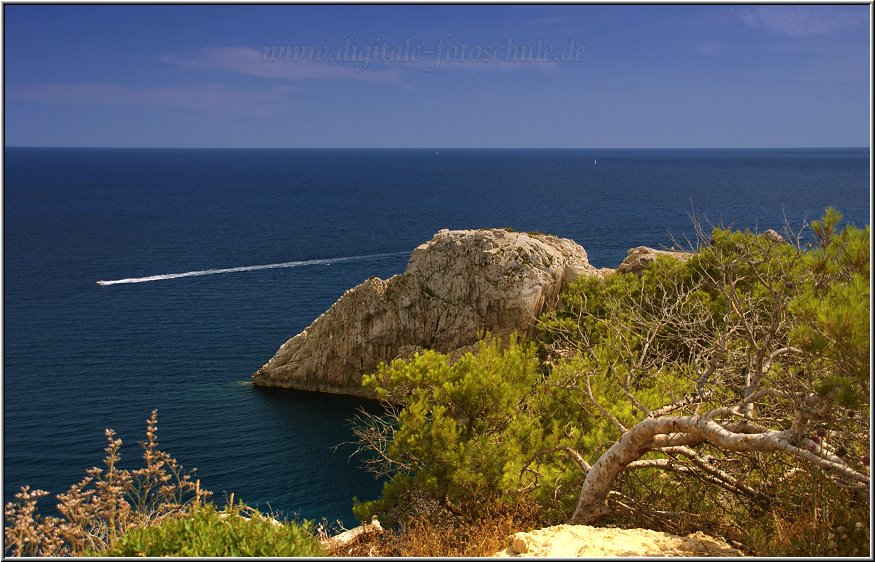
[100,503,325,557]
[352,334,543,524]
[790,208,870,391]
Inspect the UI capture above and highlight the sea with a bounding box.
[3,147,870,527]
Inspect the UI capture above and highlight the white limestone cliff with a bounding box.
[253,228,599,396]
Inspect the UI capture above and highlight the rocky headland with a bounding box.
[253,228,600,396]
[252,229,697,397]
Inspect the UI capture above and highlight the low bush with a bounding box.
[4,410,209,556]
[4,411,325,557]
[100,503,325,557]
[351,335,544,525]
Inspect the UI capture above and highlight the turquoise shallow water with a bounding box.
[3,147,870,525]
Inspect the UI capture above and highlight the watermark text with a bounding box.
[262,34,586,72]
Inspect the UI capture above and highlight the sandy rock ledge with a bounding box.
[493,524,744,557]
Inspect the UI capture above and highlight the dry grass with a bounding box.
[603,460,870,557]
[4,410,211,556]
[324,496,543,557]
[327,465,870,558]
[742,468,870,557]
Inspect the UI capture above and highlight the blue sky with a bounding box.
[4,4,871,148]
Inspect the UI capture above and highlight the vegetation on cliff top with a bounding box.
[351,209,870,556]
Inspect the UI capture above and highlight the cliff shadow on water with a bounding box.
[244,384,388,524]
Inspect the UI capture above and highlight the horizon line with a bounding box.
[5,145,870,151]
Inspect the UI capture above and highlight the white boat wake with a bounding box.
[97,251,408,286]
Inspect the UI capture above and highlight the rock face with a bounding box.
[253,229,599,397]
[761,228,787,244]
[494,525,743,557]
[617,246,692,275]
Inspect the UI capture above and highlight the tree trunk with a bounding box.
[568,414,867,525]
[570,417,687,524]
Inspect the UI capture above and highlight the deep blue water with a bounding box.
[3,147,870,526]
